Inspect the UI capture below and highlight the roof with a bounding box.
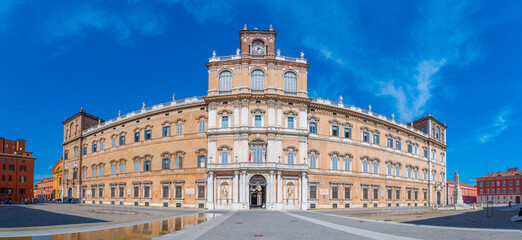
[478,167,521,178]
[447,180,476,189]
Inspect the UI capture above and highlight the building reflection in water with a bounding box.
[5,213,218,240]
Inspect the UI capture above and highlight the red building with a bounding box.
[0,138,35,203]
[446,180,477,204]
[477,167,522,204]
[34,177,54,199]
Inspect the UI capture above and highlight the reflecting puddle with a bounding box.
[3,213,219,240]
[355,210,430,217]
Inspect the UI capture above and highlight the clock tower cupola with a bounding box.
[240,24,277,55]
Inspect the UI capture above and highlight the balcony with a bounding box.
[207,162,308,171]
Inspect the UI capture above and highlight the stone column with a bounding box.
[207,171,214,209]
[301,172,308,210]
[277,171,282,209]
[233,171,239,209]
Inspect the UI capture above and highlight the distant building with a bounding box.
[446,180,476,204]
[35,177,54,199]
[52,159,63,199]
[0,138,35,203]
[477,167,521,204]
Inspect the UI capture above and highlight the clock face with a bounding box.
[253,44,265,54]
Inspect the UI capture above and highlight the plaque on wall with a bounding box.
[185,188,195,195]
[320,189,329,196]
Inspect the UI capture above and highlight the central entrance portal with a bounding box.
[249,175,266,209]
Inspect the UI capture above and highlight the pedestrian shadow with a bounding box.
[0,206,107,228]
[403,207,521,230]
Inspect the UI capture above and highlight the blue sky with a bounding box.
[1,0,521,184]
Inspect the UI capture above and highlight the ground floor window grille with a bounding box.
[373,188,379,200]
[387,188,392,200]
[198,185,205,199]
[163,186,169,198]
[331,186,338,199]
[92,187,96,198]
[344,186,351,199]
[395,189,400,200]
[144,186,150,198]
[407,189,412,201]
[309,185,317,200]
[119,186,124,198]
[362,187,369,200]
[175,185,183,199]
[133,186,139,198]
[111,187,116,198]
[99,188,104,198]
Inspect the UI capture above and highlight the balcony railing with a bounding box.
[83,96,205,134]
[207,162,308,171]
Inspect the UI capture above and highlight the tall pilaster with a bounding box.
[277,171,282,209]
[301,172,308,210]
[207,171,215,209]
[233,171,239,209]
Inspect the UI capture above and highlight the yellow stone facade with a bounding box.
[61,26,447,209]
[52,159,63,199]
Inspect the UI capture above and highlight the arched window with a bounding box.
[284,72,297,93]
[219,71,232,93]
[251,70,264,91]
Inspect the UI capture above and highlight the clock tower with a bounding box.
[239,24,277,55]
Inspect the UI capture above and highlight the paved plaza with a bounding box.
[0,204,520,239]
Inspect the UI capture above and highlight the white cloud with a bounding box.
[478,108,512,143]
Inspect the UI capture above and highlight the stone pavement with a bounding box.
[165,210,522,240]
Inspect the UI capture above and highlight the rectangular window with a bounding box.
[331,186,338,199]
[310,155,317,168]
[372,134,379,144]
[199,121,206,132]
[99,188,104,198]
[198,185,205,199]
[423,171,427,180]
[112,138,116,147]
[287,153,295,164]
[176,124,183,135]
[414,146,418,155]
[134,186,139,198]
[309,122,317,134]
[197,155,206,168]
[120,163,125,174]
[344,159,350,171]
[395,140,401,150]
[20,176,25,183]
[254,115,262,127]
[64,152,68,160]
[75,148,78,157]
[82,147,87,155]
[100,141,104,151]
[253,146,263,163]
[175,185,182,198]
[362,132,369,142]
[407,144,412,153]
[407,169,412,178]
[222,116,229,128]
[423,149,428,158]
[387,165,392,176]
[92,168,96,177]
[73,171,77,179]
[309,185,317,199]
[373,163,378,174]
[373,188,379,200]
[287,117,295,129]
[119,136,125,145]
[91,144,97,153]
[395,166,400,177]
[134,162,139,172]
[176,156,183,168]
[111,187,116,198]
[396,189,400,200]
[344,128,352,138]
[144,186,150,198]
[414,170,418,179]
[163,186,169,198]
[221,152,228,164]
[145,130,151,140]
[83,169,86,178]
[332,157,338,170]
[134,132,140,142]
[362,188,369,200]
[387,138,393,148]
[119,186,124,198]
[162,126,170,137]
[162,158,170,170]
[111,165,116,175]
[362,161,368,173]
[143,160,151,171]
[92,187,96,198]
[344,187,351,199]
[407,189,412,200]
[331,125,339,136]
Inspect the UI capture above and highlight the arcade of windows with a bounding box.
[218,69,298,95]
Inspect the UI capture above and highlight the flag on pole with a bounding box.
[264,144,267,161]
[248,144,251,162]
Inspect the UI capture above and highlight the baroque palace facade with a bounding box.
[61,26,448,210]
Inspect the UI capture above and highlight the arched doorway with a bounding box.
[436,191,441,205]
[249,175,266,209]
[516,196,521,204]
